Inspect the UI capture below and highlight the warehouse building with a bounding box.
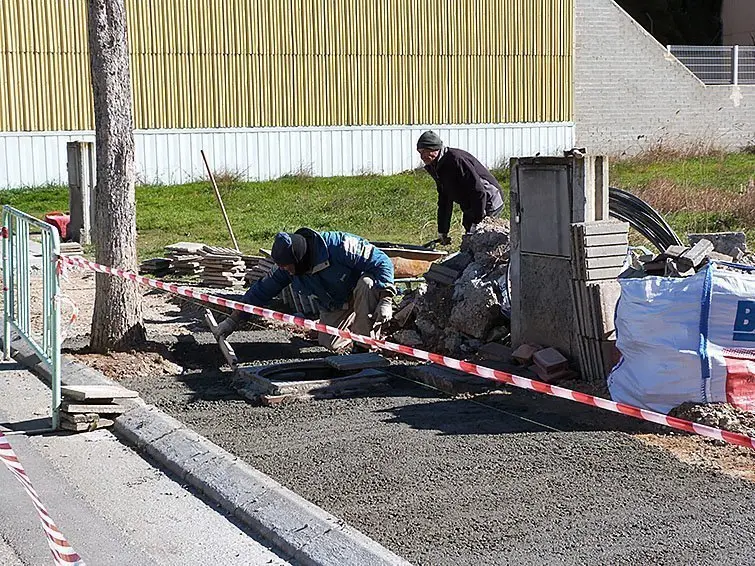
[0,0,574,188]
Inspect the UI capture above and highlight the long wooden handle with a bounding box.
[200,150,240,252]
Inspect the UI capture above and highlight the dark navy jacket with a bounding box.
[424,147,504,234]
[241,229,394,312]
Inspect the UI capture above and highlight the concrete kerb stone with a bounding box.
[5,338,413,566]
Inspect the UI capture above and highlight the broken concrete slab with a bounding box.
[235,359,390,400]
[688,232,747,257]
[512,344,541,365]
[61,384,138,401]
[678,239,714,270]
[60,416,114,432]
[61,401,127,414]
[477,342,514,362]
[325,353,390,370]
[407,364,496,395]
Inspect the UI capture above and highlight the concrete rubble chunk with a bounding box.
[678,238,714,270]
[448,282,501,339]
[512,343,541,365]
[477,342,513,362]
[688,232,747,257]
[460,217,510,265]
[392,329,423,347]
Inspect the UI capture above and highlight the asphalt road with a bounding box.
[0,361,295,566]
[112,329,755,566]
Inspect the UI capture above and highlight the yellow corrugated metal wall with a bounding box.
[0,0,573,132]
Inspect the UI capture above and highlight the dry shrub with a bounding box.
[633,178,755,225]
[624,143,725,164]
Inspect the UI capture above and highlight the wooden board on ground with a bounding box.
[61,385,138,401]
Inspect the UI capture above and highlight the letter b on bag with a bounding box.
[733,300,755,342]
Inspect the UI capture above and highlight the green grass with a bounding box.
[610,152,755,193]
[1,152,753,259]
[610,152,755,246]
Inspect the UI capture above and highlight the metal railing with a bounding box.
[2,205,61,430]
[668,45,755,85]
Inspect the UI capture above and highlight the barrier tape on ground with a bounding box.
[0,431,86,565]
[62,255,755,450]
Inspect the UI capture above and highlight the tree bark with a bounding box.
[87,0,145,352]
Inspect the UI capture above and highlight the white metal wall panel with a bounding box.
[0,123,574,189]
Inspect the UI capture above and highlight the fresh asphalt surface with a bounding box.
[106,328,755,566]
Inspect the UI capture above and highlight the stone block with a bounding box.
[532,347,569,374]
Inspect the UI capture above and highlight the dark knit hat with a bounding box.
[416,130,444,151]
[271,232,307,266]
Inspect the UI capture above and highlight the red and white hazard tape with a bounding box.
[62,255,755,450]
[0,431,85,565]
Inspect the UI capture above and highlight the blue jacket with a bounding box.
[241,229,395,312]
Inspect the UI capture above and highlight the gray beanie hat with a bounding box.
[416,130,443,151]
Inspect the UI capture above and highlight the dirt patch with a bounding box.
[637,434,755,482]
[72,349,184,383]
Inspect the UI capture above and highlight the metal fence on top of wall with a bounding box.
[668,45,755,85]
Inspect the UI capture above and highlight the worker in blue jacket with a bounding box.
[212,228,396,352]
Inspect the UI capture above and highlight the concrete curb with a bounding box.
[8,339,412,566]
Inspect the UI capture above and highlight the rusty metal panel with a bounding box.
[0,0,573,132]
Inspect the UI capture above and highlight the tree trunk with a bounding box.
[87,0,145,352]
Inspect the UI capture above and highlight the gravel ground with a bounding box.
[59,272,755,565]
[71,328,755,566]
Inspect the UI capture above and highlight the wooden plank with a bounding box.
[61,385,138,401]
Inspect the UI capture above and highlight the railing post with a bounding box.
[733,45,740,85]
[2,209,10,360]
[49,229,61,430]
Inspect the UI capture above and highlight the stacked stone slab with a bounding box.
[139,257,172,276]
[165,242,205,276]
[245,255,276,285]
[569,220,628,382]
[201,251,246,288]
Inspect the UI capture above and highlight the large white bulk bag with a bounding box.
[607,263,755,414]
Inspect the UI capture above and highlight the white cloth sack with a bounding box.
[608,263,755,413]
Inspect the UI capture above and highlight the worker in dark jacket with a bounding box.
[212,228,396,352]
[417,131,504,245]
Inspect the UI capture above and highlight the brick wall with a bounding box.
[575,0,755,156]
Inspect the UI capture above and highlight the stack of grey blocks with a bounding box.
[569,220,629,382]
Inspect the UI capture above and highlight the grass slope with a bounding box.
[1,152,753,259]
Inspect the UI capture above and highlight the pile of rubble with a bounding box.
[390,217,511,358]
[625,231,752,278]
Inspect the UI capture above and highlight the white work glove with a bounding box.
[373,296,394,325]
[438,232,452,246]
